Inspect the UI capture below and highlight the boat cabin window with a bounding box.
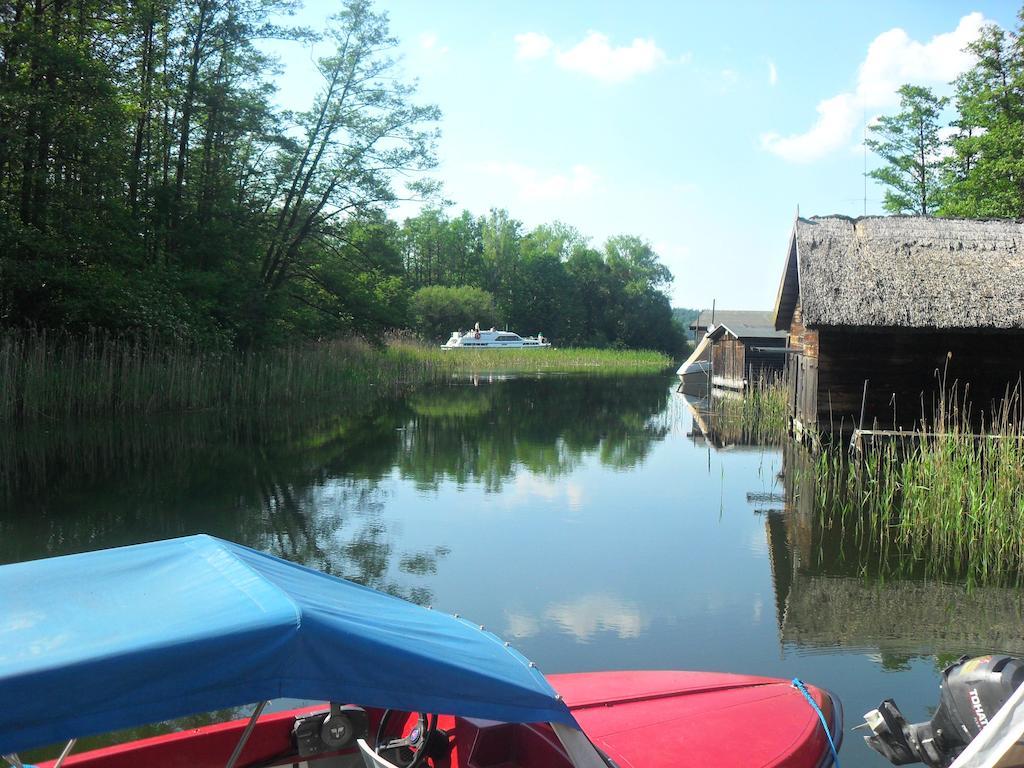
[495,335,521,342]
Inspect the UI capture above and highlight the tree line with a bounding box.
[400,208,686,353]
[0,0,684,354]
[867,10,1024,217]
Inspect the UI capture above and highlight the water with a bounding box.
[3,373,1022,767]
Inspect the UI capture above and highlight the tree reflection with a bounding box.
[0,375,673,598]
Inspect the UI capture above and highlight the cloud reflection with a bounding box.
[505,594,647,642]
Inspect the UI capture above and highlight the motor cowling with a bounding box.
[863,655,1024,767]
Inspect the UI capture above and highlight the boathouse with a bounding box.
[774,215,1024,434]
[706,318,787,390]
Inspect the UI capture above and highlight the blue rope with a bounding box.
[792,678,840,767]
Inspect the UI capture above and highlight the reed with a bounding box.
[711,378,789,444]
[390,340,673,375]
[0,329,672,423]
[812,384,1024,583]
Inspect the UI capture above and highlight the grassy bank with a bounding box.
[0,330,672,422]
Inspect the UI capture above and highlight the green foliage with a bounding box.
[410,285,497,341]
[0,0,682,356]
[672,307,700,333]
[400,208,686,356]
[870,11,1024,219]
[0,0,437,347]
[941,21,1024,217]
[866,85,949,215]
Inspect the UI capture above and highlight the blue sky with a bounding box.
[266,1,1019,310]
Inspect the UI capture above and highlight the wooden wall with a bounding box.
[711,336,746,389]
[813,329,1024,433]
[712,335,786,390]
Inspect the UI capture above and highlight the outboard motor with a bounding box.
[863,655,1024,767]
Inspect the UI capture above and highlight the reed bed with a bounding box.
[712,379,789,444]
[392,341,673,375]
[0,330,672,422]
[812,386,1024,582]
[0,330,441,422]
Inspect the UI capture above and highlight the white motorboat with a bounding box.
[677,334,712,386]
[443,327,551,349]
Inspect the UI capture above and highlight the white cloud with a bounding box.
[419,31,449,55]
[514,32,553,60]
[482,162,599,201]
[514,30,668,83]
[768,59,778,86]
[761,12,986,163]
[556,32,667,83]
[720,68,739,85]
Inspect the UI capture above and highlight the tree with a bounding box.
[866,84,949,215]
[411,285,496,341]
[258,0,440,315]
[941,21,1024,217]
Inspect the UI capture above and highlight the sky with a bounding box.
[264,1,1020,310]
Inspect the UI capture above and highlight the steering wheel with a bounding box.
[375,710,439,768]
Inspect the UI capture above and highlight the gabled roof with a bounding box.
[774,215,1024,330]
[707,322,787,341]
[690,309,776,330]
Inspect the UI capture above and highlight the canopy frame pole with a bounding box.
[2,755,24,768]
[551,723,608,768]
[224,700,268,768]
[53,739,77,768]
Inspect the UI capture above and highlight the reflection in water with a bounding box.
[503,595,647,643]
[0,375,672,574]
[9,376,1024,767]
[771,444,1024,662]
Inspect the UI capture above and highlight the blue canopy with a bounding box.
[0,535,576,754]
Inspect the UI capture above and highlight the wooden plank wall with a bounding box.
[786,301,820,432]
[713,336,786,390]
[816,329,1024,433]
[711,336,746,389]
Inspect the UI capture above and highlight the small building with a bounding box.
[774,215,1024,435]
[706,320,787,390]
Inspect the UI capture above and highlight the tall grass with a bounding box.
[812,385,1024,583]
[0,329,673,422]
[712,378,789,444]
[388,338,672,375]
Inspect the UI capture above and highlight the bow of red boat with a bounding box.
[551,670,842,768]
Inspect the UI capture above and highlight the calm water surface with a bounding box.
[4,374,1021,767]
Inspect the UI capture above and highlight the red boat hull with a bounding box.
[37,671,840,768]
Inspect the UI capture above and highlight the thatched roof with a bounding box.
[773,216,1024,331]
[691,310,775,331]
